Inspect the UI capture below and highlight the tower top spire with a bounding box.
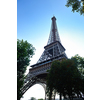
[47,16,61,45]
[52,16,56,20]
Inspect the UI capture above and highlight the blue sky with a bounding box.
[1,1,100,100]
[17,0,84,99]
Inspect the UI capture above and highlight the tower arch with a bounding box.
[22,84,46,100]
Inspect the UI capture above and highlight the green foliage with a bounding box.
[17,39,35,100]
[65,0,84,15]
[46,60,61,100]
[46,57,84,100]
[30,97,36,100]
[71,54,84,95]
[38,99,44,100]
[71,54,84,76]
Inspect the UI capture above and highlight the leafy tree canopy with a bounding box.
[17,39,35,100]
[30,97,36,100]
[46,57,84,100]
[38,99,44,100]
[65,0,84,15]
[71,54,84,76]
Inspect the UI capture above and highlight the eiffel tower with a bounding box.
[20,16,68,99]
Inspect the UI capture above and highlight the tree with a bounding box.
[30,97,36,100]
[46,60,61,100]
[38,99,44,100]
[17,39,35,100]
[71,54,84,76]
[46,58,84,100]
[65,0,84,15]
[71,54,84,95]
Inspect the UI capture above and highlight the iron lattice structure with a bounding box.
[47,16,61,45]
[37,16,67,64]
[20,16,68,99]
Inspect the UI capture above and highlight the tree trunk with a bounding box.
[64,96,67,100]
[54,95,55,100]
[49,94,52,100]
[77,93,79,98]
[59,92,62,100]
[49,92,52,100]
[53,94,55,100]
